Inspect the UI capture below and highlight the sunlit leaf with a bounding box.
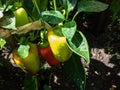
[62,21,90,64]
[61,21,76,38]
[62,0,77,13]
[0,38,6,48]
[0,12,16,30]
[40,10,65,24]
[17,44,30,59]
[68,31,90,64]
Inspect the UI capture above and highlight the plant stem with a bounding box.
[72,11,79,21]
[65,11,69,21]
[53,0,57,10]
[48,73,53,87]
[32,0,41,14]
[3,0,13,12]
[35,75,39,90]
[0,20,52,38]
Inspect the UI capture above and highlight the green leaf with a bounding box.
[78,0,108,13]
[62,21,76,38]
[0,1,2,7]
[0,12,16,30]
[17,44,30,59]
[43,85,52,90]
[116,53,120,60]
[24,75,38,90]
[63,53,86,90]
[2,17,16,30]
[0,62,3,67]
[0,38,6,48]
[62,21,90,64]
[23,0,38,20]
[69,31,90,64]
[110,0,120,20]
[62,0,77,13]
[40,10,65,24]
[32,0,48,13]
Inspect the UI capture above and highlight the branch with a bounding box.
[0,20,52,39]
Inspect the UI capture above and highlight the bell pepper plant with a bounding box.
[0,0,109,90]
[12,7,41,75]
[48,28,73,62]
[13,43,40,75]
[38,29,61,65]
[38,45,61,66]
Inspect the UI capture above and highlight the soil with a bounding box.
[0,30,120,90]
[85,30,120,90]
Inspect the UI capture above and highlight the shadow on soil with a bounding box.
[86,57,120,90]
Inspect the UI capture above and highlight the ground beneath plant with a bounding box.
[0,30,120,90]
